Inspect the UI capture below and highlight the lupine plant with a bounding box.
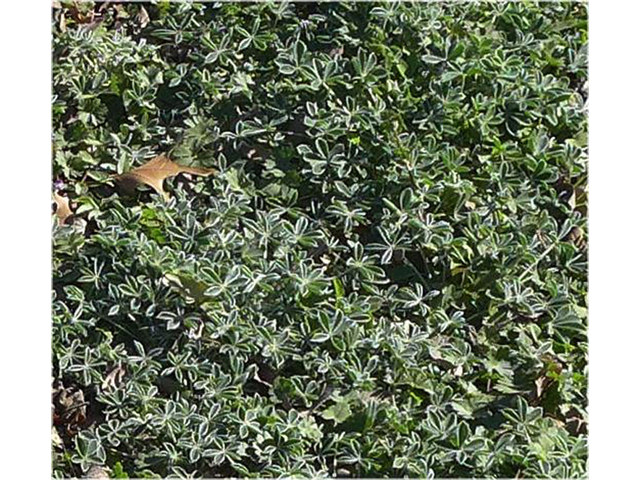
[52,1,588,478]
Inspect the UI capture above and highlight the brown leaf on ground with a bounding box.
[116,154,215,199]
[68,1,96,24]
[52,426,64,449]
[567,226,586,251]
[53,192,73,225]
[52,381,87,436]
[85,465,109,479]
[102,364,126,391]
[565,407,588,436]
[529,354,564,407]
[534,375,552,401]
[137,5,150,29]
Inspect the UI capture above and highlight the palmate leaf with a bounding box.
[552,305,588,339]
[162,272,214,305]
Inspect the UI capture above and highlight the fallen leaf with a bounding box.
[531,354,563,406]
[116,154,215,199]
[81,18,105,33]
[137,5,150,28]
[52,382,87,436]
[59,12,67,32]
[52,426,64,449]
[85,465,109,479]
[565,407,588,436]
[68,1,95,24]
[53,192,73,225]
[102,364,126,391]
[567,226,586,250]
[534,375,549,400]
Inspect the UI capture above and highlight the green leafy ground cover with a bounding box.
[52,2,588,478]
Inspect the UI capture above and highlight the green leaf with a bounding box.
[321,397,353,425]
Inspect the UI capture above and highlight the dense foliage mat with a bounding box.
[52,2,588,478]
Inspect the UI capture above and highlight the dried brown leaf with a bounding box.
[53,384,87,436]
[530,354,564,405]
[68,1,95,24]
[116,154,215,199]
[52,426,64,449]
[82,18,105,33]
[85,465,109,479]
[566,226,586,251]
[534,375,548,400]
[53,192,73,225]
[137,5,150,29]
[565,407,588,436]
[102,365,126,391]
